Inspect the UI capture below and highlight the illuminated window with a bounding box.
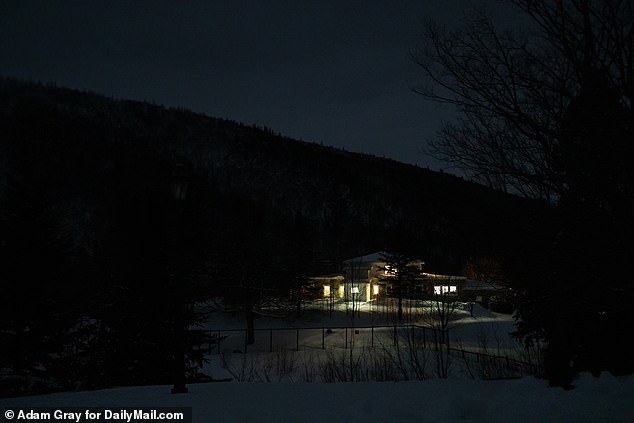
[373,285,379,295]
[339,285,345,298]
[351,286,360,294]
[434,286,457,295]
[324,285,331,297]
[384,265,399,275]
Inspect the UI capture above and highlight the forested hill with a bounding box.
[0,77,545,279]
[0,78,552,392]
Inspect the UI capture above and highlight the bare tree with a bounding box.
[413,0,634,382]
[463,256,506,288]
[426,291,458,378]
[413,0,634,204]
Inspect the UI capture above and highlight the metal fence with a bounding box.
[194,324,541,377]
[197,324,450,354]
[447,347,540,377]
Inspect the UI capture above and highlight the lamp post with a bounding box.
[170,163,189,394]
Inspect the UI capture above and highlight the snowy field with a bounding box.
[198,301,534,381]
[2,374,633,422]
[2,302,633,422]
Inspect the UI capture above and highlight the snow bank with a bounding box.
[2,373,633,422]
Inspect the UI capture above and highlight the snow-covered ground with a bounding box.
[199,300,526,361]
[2,374,633,422]
[2,301,633,422]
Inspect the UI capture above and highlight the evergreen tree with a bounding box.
[379,252,422,322]
[0,165,85,389]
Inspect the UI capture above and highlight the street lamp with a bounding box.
[170,163,189,394]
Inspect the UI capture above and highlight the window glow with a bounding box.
[339,285,345,298]
[434,285,457,295]
[373,285,379,295]
[324,285,331,297]
[351,287,360,294]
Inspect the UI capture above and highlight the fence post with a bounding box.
[393,325,397,346]
[371,326,374,348]
[270,328,273,353]
[345,327,348,349]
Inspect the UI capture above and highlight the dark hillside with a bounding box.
[0,78,544,271]
[0,78,550,392]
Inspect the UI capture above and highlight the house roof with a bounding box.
[343,251,388,264]
[309,274,345,280]
[462,279,501,291]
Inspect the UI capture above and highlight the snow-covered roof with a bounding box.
[462,279,501,291]
[309,274,345,280]
[343,251,388,264]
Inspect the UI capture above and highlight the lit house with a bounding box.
[341,251,394,302]
[308,252,468,303]
[421,272,466,296]
[307,274,345,301]
[305,252,388,303]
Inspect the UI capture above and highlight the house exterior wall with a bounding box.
[342,259,387,302]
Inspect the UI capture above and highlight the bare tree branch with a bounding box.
[413,0,634,203]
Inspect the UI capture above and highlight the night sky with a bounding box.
[0,1,519,170]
